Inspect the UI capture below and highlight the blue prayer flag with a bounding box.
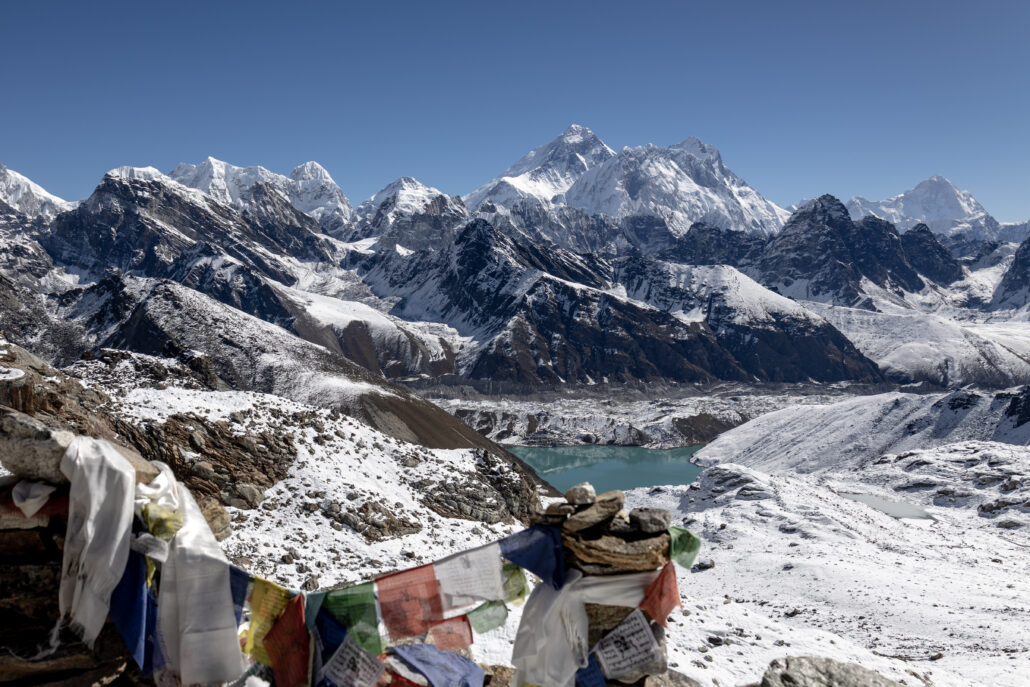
[498,525,566,589]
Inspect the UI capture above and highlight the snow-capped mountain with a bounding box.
[347,177,470,251]
[561,136,791,236]
[464,124,614,210]
[0,163,75,219]
[846,175,1005,248]
[169,157,354,234]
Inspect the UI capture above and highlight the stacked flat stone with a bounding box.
[531,482,679,686]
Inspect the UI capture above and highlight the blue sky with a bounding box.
[3,0,1028,220]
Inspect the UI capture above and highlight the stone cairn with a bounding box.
[531,481,678,687]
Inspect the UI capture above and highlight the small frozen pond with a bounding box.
[510,445,703,494]
[841,492,933,520]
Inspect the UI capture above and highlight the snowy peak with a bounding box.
[0,163,75,219]
[464,124,615,209]
[358,176,453,218]
[170,157,353,233]
[561,137,790,236]
[846,175,999,243]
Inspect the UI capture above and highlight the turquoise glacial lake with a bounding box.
[509,445,704,494]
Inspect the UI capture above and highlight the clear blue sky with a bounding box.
[3,0,1028,220]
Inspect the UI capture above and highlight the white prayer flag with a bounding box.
[594,609,660,680]
[433,541,504,611]
[321,633,384,687]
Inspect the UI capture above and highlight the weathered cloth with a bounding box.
[376,564,443,641]
[639,562,680,627]
[244,577,291,665]
[499,525,565,589]
[12,479,56,517]
[264,594,311,687]
[428,615,473,650]
[58,436,136,647]
[574,654,606,687]
[433,541,504,611]
[668,526,701,569]
[109,550,163,672]
[390,644,484,687]
[322,581,383,655]
[512,568,661,687]
[155,467,246,685]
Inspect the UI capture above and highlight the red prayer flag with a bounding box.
[639,562,680,627]
[429,615,473,651]
[375,564,444,641]
[263,594,310,687]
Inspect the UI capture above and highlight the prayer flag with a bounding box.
[639,562,679,627]
[229,565,251,625]
[264,594,311,687]
[433,542,504,611]
[316,608,349,658]
[306,590,329,631]
[244,577,291,665]
[575,654,606,687]
[429,615,473,651]
[466,600,508,634]
[322,633,385,687]
[323,582,384,656]
[498,525,566,589]
[375,564,443,641]
[109,550,162,673]
[668,526,701,569]
[390,644,484,687]
[501,562,527,605]
[594,609,660,681]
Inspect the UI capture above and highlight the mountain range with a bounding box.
[2,124,1030,402]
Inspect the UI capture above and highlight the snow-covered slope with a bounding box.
[807,300,1030,386]
[0,163,75,219]
[847,175,1001,244]
[170,156,354,233]
[629,444,1030,686]
[695,387,1030,472]
[561,137,790,236]
[347,177,470,251]
[464,124,614,210]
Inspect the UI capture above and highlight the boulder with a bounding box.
[565,531,670,574]
[0,407,158,484]
[760,656,903,687]
[564,490,626,532]
[565,482,597,505]
[629,507,671,534]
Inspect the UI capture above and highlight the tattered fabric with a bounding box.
[390,644,485,687]
[639,562,680,627]
[58,436,136,647]
[264,594,311,687]
[512,568,661,687]
[154,466,246,686]
[667,526,701,569]
[498,525,566,589]
[376,564,443,641]
[109,550,162,673]
[322,581,383,656]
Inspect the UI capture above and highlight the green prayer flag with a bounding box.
[467,600,508,634]
[322,582,383,655]
[502,561,527,605]
[668,526,701,569]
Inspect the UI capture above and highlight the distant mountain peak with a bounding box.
[670,136,722,162]
[464,124,615,210]
[846,175,997,243]
[170,156,353,232]
[0,163,75,219]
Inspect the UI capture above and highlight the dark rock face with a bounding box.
[756,196,923,306]
[901,224,963,285]
[658,222,764,267]
[992,232,1030,308]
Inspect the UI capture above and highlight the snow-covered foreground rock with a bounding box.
[628,444,1030,686]
[95,382,528,590]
